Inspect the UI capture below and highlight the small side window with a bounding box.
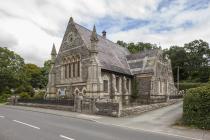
[103,80,108,93]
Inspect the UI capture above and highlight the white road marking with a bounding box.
[0,116,5,118]
[60,134,75,140]
[95,121,202,140]
[13,120,40,130]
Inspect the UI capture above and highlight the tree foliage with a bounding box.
[0,47,25,94]
[0,47,51,97]
[117,40,159,54]
[164,39,210,83]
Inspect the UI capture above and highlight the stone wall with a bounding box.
[16,103,74,112]
[95,100,121,117]
[120,99,181,117]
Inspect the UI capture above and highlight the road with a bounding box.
[0,105,195,140]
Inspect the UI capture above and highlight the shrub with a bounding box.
[177,83,208,91]
[19,92,31,99]
[15,85,35,96]
[0,94,11,103]
[33,91,45,99]
[183,86,210,129]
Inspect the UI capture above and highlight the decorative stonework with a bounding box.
[47,17,177,109]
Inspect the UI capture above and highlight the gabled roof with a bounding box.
[74,23,132,75]
[126,49,161,75]
[126,49,160,61]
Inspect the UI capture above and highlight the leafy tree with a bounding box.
[40,60,51,88]
[163,46,188,82]
[164,40,210,83]
[116,40,127,48]
[184,40,210,82]
[0,47,25,94]
[24,64,43,89]
[117,40,159,54]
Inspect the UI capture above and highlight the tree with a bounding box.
[164,40,210,83]
[24,64,43,89]
[0,47,25,94]
[164,46,188,82]
[40,60,51,88]
[184,40,210,82]
[117,40,159,54]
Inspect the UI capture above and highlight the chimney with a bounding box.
[102,30,106,38]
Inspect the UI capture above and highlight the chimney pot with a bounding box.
[102,30,106,38]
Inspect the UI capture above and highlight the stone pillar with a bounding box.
[166,81,169,102]
[122,76,129,105]
[119,77,122,94]
[74,94,83,112]
[86,25,103,98]
[111,74,117,100]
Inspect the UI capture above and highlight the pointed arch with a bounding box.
[82,87,87,95]
[74,88,80,95]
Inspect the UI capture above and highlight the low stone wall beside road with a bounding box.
[16,103,74,112]
[95,100,121,117]
[120,99,181,117]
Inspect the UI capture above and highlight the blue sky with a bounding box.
[0,0,210,66]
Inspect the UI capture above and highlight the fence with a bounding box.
[18,99,74,106]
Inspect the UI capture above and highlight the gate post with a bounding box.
[74,94,83,112]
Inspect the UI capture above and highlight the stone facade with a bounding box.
[47,17,177,105]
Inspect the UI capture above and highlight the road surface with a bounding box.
[0,105,196,140]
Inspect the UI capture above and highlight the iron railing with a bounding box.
[18,99,74,106]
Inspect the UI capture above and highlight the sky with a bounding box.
[0,0,210,66]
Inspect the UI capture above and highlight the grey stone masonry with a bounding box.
[46,17,177,111]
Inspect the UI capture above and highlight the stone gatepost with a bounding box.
[74,94,83,112]
[90,98,97,113]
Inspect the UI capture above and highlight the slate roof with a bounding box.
[126,49,160,61]
[75,23,132,75]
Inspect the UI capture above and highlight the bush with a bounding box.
[183,86,210,129]
[19,92,31,99]
[0,94,11,103]
[15,85,35,96]
[177,83,208,91]
[33,91,45,99]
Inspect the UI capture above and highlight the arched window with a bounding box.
[63,55,80,79]
[68,63,71,78]
[64,64,68,79]
[77,56,80,77]
[73,60,75,77]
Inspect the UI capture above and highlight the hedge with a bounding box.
[183,86,210,129]
[177,83,208,91]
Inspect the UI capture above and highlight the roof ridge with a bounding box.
[74,23,126,49]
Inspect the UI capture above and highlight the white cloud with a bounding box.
[0,0,210,66]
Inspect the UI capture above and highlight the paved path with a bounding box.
[95,101,210,140]
[0,104,199,140]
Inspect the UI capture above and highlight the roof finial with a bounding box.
[102,30,106,38]
[51,43,57,56]
[90,25,98,42]
[69,17,74,23]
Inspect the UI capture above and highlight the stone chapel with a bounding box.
[47,17,177,104]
